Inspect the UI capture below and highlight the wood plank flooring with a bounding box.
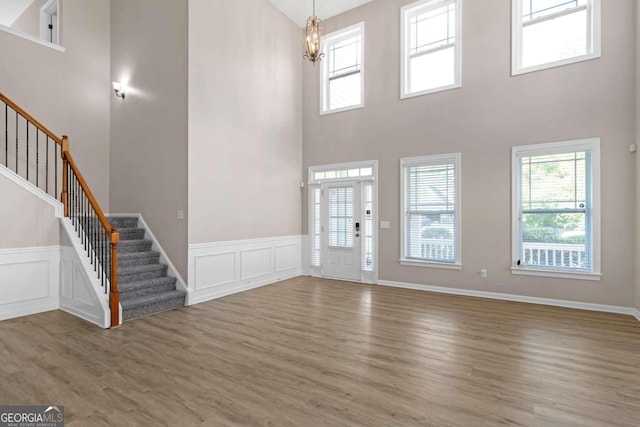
[0,276,639,426]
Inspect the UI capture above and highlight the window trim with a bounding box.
[400,0,463,100]
[511,138,601,281]
[511,0,602,76]
[320,22,365,115]
[400,153,462,269]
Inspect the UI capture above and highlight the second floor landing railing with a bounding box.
[0,92,120,327]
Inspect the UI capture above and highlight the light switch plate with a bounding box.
[380,221,390,229]
[177,210,184,220]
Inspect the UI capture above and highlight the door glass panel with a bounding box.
[329,187,354,247]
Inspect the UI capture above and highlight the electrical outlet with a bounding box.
[480,269,488,279]
[177,210,184,220]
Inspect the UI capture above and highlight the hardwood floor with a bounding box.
[0,276,639,426]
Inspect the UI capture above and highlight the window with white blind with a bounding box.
[512,138,601,280]
[401,153,461,268]
[311,187,321,267]
[401,0,462,99]
[512,0,601,75]
[321,22,364,114]
[362,182,374,271]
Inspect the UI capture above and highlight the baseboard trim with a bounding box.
[378,280,640,321]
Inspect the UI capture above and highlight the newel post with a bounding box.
[61,136,69,217]
[110,229,120,327]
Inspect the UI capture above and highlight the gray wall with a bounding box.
[109,0,189,278]
[0,0,111,211]
[188,0,302,244]
[636,0,640,312]
[302,0,636,306]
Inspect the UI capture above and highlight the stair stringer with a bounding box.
[59,218,111,328]
[107,213,190,305]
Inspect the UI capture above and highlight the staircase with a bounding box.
[109,216,186,321]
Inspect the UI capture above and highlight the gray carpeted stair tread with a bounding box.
[118,276,177,293]
[119,239,151,247]
[123,296,186,321]
[118,228,146,240]
[118,264,168,283]
[121,290,186,310]
[107,215,185,321]
[119,264,167,274]
[120,283,177,301]
[118,250,160,260]
[107,216,139,228]
[118,239,153,253]
[117,251,160,268]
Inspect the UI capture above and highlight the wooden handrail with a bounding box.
[0,92,63,145]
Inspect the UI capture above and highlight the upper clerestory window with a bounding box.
[512,0,601,75]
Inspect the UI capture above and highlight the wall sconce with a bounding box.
[112,82,126,99]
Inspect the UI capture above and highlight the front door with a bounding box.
[321,182,361,281]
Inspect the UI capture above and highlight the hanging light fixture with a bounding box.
[304,0,324,64]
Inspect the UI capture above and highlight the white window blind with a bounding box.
[512,138,600,278]
[311,187,321,267]
[321,23,364,114]
[402,0,461,98]
[329,187,354,247]
[362,182,374,271]
[401,154,460,265]
[513,0,601,74]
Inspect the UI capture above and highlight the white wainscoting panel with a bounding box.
[0,246,60,321]
[59,244,109,329]
[188,235,302,305]
[241,248,272,280]
[194,252,236,290]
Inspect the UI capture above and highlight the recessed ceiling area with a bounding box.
[0,0,35,27]
[270,0,374,27]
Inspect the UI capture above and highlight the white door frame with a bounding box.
[308,160,378,284]
[39,0,59,45]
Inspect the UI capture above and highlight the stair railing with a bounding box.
[0,92,120,327]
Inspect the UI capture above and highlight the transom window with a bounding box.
[401,0,462,99]
[401,153,461,269]
[311,166,373,182]
[512,139,601,280]
[512,0,601,75]
[321,22,364,114]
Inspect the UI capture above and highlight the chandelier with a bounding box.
[304,0,324,64]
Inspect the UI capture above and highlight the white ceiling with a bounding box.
[270,0,374,27]
[0,0,35,27]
